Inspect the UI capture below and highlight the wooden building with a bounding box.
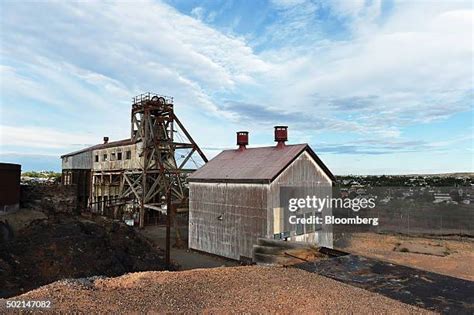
[61,137,138,213]
[188,127,335,261]
[60,93,207,224]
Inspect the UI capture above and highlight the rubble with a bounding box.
[0,184,172,298]
[20,184,77,214]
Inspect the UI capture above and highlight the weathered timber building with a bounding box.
[188,127,335,261]
[61,138,138,214]
[61,93,207,225]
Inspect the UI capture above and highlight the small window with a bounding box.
[315,212,323,231]
[126,150,131,160]
[305,212,315,233]
[296,214,304,235]
[95,155,99,162]
[111,152,116,161]
[117,152,122,160]
[103,153,108,161]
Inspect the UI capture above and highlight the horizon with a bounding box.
[1,1,473,174]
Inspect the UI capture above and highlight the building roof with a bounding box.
[61,138,135,158]
[188,144,335,184]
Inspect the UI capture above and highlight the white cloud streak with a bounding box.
[0,0,472,171]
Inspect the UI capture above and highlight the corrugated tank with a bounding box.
[0,163,21,213]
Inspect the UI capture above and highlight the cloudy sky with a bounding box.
[0,0,472,174]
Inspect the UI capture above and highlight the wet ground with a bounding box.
[296,254,474,314]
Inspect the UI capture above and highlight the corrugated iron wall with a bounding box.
[189,182,268,260]
[61,151,92,170]
[188,151,334,260]
[268,151,333,248]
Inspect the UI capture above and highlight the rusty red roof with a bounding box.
[60,138,135,158]
[188,144,335,183]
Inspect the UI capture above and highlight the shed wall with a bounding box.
[268,151,333,247]
[189,182,268,260]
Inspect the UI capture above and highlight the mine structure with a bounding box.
[61,93,207,231]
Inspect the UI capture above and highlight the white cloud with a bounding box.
[0,0,472,172]
[191,6,205,20]
[251,1,473,136]
[0,125,96,150]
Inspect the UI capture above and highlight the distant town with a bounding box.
[21,171,474,205]
[337,174,474,205]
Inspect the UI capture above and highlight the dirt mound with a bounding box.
[0,215,170,298]
[20,184,77,214]
[0,266,431,314]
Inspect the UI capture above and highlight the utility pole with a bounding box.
[166,186,171,269]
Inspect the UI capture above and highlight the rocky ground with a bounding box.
[0,184,172,298]
[0,214,172,298]
[0,266,432,314]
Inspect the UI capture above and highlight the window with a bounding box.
[103,153,108,161]
[315,212,323,231]
[305,212,315,233]
[117,152,122,160]
[111,152,116,161]
[95,155,99,162]
[296,214,304,235]
[126,150,131,160]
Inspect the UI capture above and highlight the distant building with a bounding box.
[433,193,452,204]
[61,138,138,212]
[187,127,335,261]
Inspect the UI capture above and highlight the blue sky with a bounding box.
[0,0,472,174]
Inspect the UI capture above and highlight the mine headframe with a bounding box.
[118,92,207,227]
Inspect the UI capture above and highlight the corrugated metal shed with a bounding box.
[188,144,335,183]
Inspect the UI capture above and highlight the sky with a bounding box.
[0,0,473,174]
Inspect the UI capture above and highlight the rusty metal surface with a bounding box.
[295,255,474,314]
[189,144,335,183]
[188,144,334,183]
[0,163,21,208]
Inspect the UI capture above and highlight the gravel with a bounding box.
[1,266,433,314]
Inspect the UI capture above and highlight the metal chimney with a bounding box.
[274,126,287,148]
[103,136,109,144]
[236,131,248,150]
